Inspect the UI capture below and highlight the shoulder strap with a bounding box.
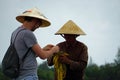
[11,28,26,44]
[22,47,31,62]
[11,28,31,62]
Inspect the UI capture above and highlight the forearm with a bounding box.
[69,60,87,71]
[32,44,59,59]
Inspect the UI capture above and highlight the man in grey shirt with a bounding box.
[12,8,59,80]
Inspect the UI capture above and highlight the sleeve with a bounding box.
[23,30,38,48]
[69,45,88,71]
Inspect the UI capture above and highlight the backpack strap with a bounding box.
[11,28,31,63]
[11,28,26,44]
[22,47,31,62]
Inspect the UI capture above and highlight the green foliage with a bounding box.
[114,48,120,64]
[85,62,120,80]
[85,64,100,80]
[37,61,54,80]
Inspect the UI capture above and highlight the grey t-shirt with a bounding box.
[11,26,38,78]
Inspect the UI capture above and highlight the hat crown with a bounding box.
[55,20,86,35]
[22,8,46,19]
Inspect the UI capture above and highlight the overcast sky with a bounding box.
[0,0,120,66]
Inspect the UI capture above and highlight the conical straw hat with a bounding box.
[16,8,51,27]
[55,20,86,35]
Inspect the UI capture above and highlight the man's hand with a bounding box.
[59,54,72,64]
[43,44,54,51]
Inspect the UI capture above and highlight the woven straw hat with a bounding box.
[55,20,86,35]
[16,8,51,27]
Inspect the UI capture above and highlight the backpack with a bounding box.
[2,29,30,79]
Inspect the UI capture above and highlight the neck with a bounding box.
[22,22,32,30]
[66,40,77,47]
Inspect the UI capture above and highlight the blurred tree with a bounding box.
[88,56,93,66]
[85,63,100,80]
[114,48,120,64]
[37,61,54,80]
[114,47,120,80]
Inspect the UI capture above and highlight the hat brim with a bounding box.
[55,20,86,35]
[55,32,86,35]
[16,15,51,27]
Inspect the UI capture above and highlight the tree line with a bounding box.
[0,48,120,80]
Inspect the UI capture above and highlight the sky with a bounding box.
[0,0,120,66]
